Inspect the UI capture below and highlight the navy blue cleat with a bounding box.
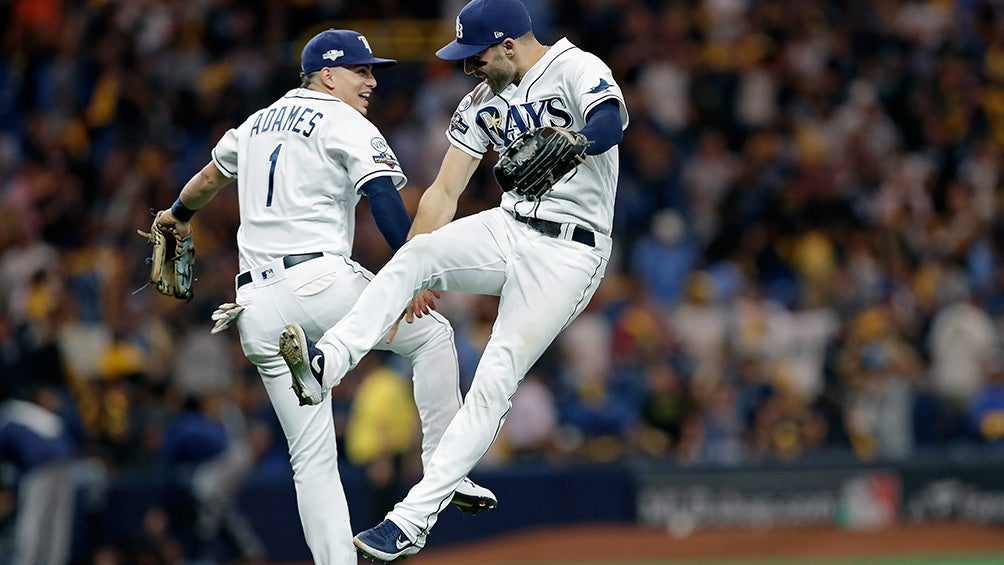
[353,519,423,562]
[279,322,326,406]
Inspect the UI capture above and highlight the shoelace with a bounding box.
[374,520,406,543]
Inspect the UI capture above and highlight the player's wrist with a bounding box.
[171,197,197,222]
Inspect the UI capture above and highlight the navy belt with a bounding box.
[237,252,323,288]
[509,211,595,248]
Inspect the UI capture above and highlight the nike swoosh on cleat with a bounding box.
[311,354,323,375]
[395,536,411,550]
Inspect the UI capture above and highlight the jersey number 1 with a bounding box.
[266,144,282,207]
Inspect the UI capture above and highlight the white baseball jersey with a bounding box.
[212,87,407,271]
[446,38,629,235]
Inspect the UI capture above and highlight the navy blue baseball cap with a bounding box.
[301,29,396,73]
[436,0,532,61]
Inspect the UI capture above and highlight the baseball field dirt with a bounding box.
[395,521,1004,564]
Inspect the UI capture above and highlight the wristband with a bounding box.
[170,197,197,222]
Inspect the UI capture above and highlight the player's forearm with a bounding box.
[408,186,457,238]
[407,146,477,238]
[179,162,233,209]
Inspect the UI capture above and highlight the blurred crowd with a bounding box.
[4,0,1004,560]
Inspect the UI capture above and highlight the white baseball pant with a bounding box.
[317,207,611,540]
[235,254,462,565]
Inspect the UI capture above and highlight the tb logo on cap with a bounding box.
[456,17,464,39]
[357,34,373,53]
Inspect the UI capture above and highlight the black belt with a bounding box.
[509,211,595,248]
[237,252,323,288]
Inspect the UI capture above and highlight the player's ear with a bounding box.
[320,67,338,89]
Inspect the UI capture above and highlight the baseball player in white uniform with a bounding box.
[154,28,495,565]
[277,0,628,560]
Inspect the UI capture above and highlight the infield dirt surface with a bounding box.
[398,521,1004,564]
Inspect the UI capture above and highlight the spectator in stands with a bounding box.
[749,369,829,462]
[344,352,421,525]
[927,273,998,410]
[686,363,747,464]
[159,392,266,562]
[967,354,1004,449]
[837,305,923,460]
[634,360,692,457]
[630,209,698,308]
[670,271,728,372]
[681,129,743,246]
[0,386,79,565]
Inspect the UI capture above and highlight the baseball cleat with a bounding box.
[353,519,423,562]
[451,477,498,515]
[279,322,326,406]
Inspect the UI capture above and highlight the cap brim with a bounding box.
[305,57,397,72]
[364,57,397,68]
[436,40,493,61]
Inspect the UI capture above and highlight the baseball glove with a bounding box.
[137,211,195,301]
[493,126,592,201]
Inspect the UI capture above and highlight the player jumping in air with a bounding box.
[280,0,628,559]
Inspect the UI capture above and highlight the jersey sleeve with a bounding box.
[211,127,240,178]
[445,85,493,158]
[569,53,629,131]
[326,117,408,194]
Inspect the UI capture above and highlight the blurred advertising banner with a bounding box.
[635,467,901,535]
[636,455,1004,535]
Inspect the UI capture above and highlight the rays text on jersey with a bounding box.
[474,97,573,146]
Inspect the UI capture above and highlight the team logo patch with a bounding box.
[322,49,344,62]
[373,154,399,168]
[449,112,469,134]
[476,108,505,136]
[458,93,473,112]
[588,78,612,94]
[371,138,399,168]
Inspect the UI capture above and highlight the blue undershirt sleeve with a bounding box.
[360,176,411,251]
[578,100,624,155]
